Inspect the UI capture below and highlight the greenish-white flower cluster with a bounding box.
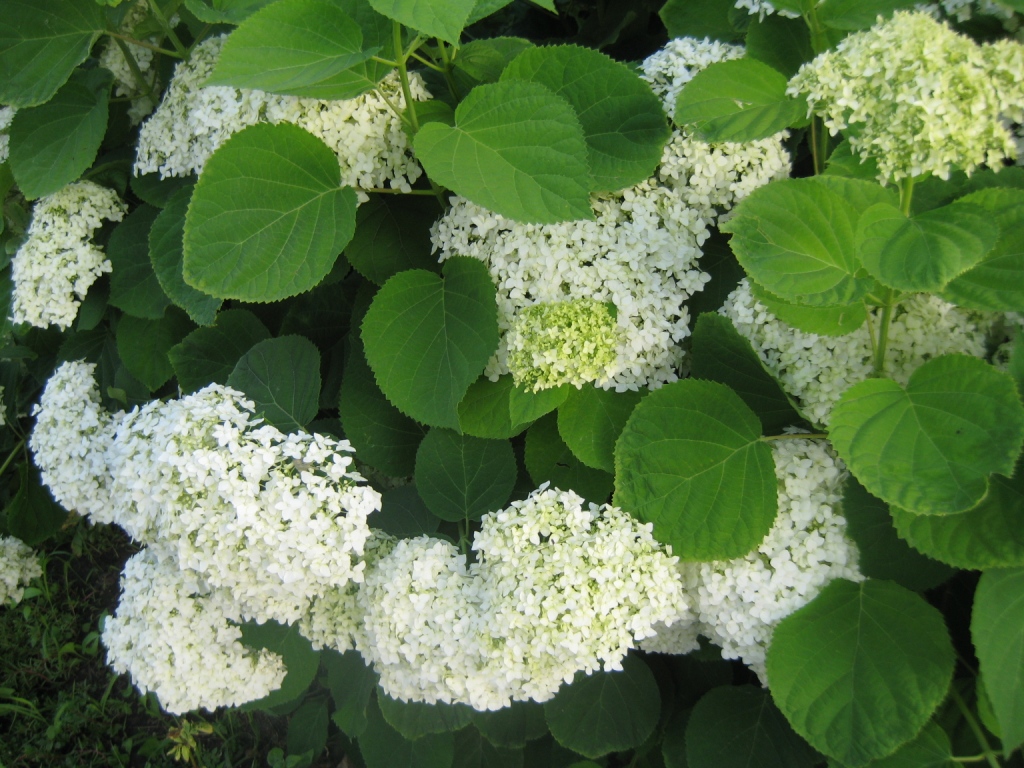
[102,548,287,714]
[0,105,15,164]
[506,299,622,391]
[432,38,788,392]
[32,361,381,711]
[135,35,429,194]
[787,11,1024,182]
[0,535,41,607]
[11,181,126,330]
[919,1,1018,23]
[302,485,688,710]
[720,280,997,426]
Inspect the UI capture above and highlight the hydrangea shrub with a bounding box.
[1,0,1024,765]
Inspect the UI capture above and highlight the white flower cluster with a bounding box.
[720,280,996,426]
[787,11,1024,182]
[99,1,161,124]
[646,438,860,681]
[32,361,381,711]
[433,186,710,391]
[303,486,688,710]
[29,361,118,520]
[10,181,126,330]
[101,549,287,714]
[135,34,429,193]
[640,38,792,223]
[0,105,15,164]
[0,535,41,606]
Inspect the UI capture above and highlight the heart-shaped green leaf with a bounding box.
[674,58,807,143]
[414,80,593,224]
[767,579,955,768]
[367,0,475,44]
[360,257,499,429]
[829,354,1024,515]
[183,123,357,302]
[614,379,777,561]
[857,201,999,293]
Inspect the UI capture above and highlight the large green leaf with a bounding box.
[846,722,957,768]
[227,335,322,431]
[239,621,320,711]
[818,0,921,30]
[108,205,172,320]
[748,280,867,337]
[685,686,818,768]
[377,691,474,738]
[613,379,777,561]
[472,700,548,749]
[689,313,803,435]
[207,0,381,98]
[8,68,111,199]
[841,477,954,592]
[544,654,660,759]
[414,80,593,224]
[183,123,357,302]
[326,649,378,738]
[454,37,533,83]
[168,309,270,393]
[856,201,999,293]
[0,0,104,107]
[556,386,642,473]
[346,195,441,285]
[890,456,1024,570]
[360,257,499,430]
[971,568,1024,755]
[183,0,276,24]
[360,695,456,768]
[339,340,426,476]
[375,485,439,538]
[829,355,1024,515]
[501,45,669,192]
[367,0,475,43]
[659,0,743,42]
[287,695,329,758]
[524,413,613,505]
[766,579,955,768]
[940,188,1024,311]
[674,58,806,143]
[452,727,523,768]
[5,462,68,546]
[414,429,516,522]
[458,376,525,440]
[149,182,222,326]
[722,177,894,306]
[509,383,569,430]
[745,14,813,79]
[116,309,195,391]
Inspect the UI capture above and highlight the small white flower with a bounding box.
[0,106,15,164]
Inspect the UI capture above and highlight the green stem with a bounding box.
[111,36,156,98]
[371,55,399,68]
[409,51,445,73]
[147,0,186,56]
[761,433,828,442]
[954,756,992,764]
[436,39,461,102]
[900,175,917,216]
[0,439,24,479]
[458,520,471,557]
[394,21,420,134]
[950,687,1002,768]
[810,117,828,175]
[805,6,830,55]
[872,298,893,376]
[106,30,182,58]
